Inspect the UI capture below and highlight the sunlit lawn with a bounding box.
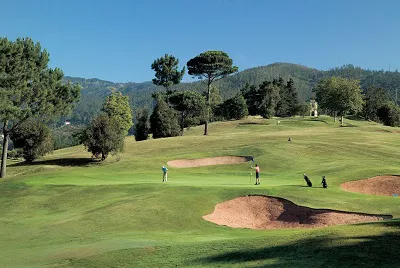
[1,116,399,267]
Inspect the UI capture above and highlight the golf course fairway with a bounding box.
[1,116,399,267]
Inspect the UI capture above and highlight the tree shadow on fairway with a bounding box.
[192,221,400,268]
[9,158,96,167]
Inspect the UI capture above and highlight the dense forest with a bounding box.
[64,63,400,125]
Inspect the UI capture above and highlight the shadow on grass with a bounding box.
[193,221,400,268]
[305,118,329,124]
[9,158,96,167]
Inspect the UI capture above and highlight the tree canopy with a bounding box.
[151,54,185,97]
[315,77,364,124]
[102,89,133,133]
[150,97,181,139]
[81,114,125,161]
[169,91,206,131]
[11,119,53,162]
[0,37,80,178]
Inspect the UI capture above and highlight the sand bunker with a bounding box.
[203,196,391,230]
[168,156,251,168]
[341,175,400,196]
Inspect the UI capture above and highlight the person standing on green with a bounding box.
[162,165,168,182]
[251,164,260,185]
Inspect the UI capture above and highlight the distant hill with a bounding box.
[64,63,400,125]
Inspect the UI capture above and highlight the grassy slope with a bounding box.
[1,116,400,267]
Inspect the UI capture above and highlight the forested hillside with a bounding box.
[64,63,400,125]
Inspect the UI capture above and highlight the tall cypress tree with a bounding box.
[135,108,150,141]
[276,78,300,117]
[150,98,181,139]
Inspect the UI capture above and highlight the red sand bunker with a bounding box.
[341,175,400,196]
[203,196,390,230]
[167,156,248,168]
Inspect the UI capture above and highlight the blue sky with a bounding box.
[1,0,399,82]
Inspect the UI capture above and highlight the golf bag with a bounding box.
[303,174,312,187]
[321,176,327,188]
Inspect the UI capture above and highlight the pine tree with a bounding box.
[150,98,181,139]
[0,37,80,178]
[187,51,238,135]
[135,109,150,141]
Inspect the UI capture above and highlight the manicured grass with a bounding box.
[1,116,400,267]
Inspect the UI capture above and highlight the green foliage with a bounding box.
[187,50,238,135]
[377,103,400,127]
[81,115,125,160]
[135,109,150,141]
[242,78,300,118]
[64,63,400,128]
[298,103,311,117]
[259,80,281,118]
[276,78,300,117]
[215,94,248,120]
[151,54,185,96]
[102,90,133,133]
[11,119,54,162]
[0,37,80,177]
[315,77,364,124]
[6,148,23,159]
[187,51,238,81]
[241,83,262,116]
[169,91,206,129]
[363,87,391,121]
[53,125,84,150]
[0,38,80,123]
[150,97,181,138]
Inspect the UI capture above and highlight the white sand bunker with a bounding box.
[203,195,391,230]
[341,175,400,196]
[168,156,250,168]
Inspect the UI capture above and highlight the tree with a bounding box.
[276,78,300,117]
[187,51,238,135]
[241,83,263,116]
[363,87,391,121]
[298,103,311,117]
[150,97,181,139]
[102,89,133,133]
[169,91,206,131]
[81,115,125,161]
[259,80,281,118]
[11,119,53,162]
[0,37,80,178]
[377,103,400,127]
[151,54,185,100]
[135,108,150,141]
[315,77,363,125]
[215,94,248,120]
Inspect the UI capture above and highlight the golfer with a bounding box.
[251,164,260,185]
[162,165,168,182]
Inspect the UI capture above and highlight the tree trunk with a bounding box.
[333,112,337,122]
[181,111,185,136]
[341,115,344,126]
[1,122,9,178]
[204,80,211,136]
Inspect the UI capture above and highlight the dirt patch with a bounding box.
[203,195,391,230]
[168,156,251,168]
[341,176,400,196]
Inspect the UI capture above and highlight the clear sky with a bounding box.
[1,0,399,82]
